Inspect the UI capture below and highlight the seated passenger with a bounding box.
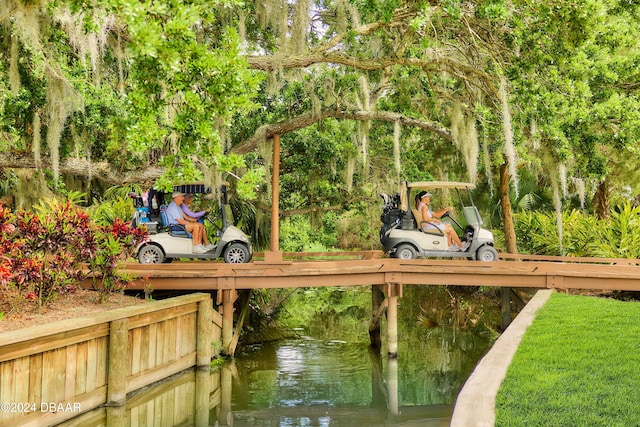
[165,191,214,254]
[181,193,211,224]
[416,190,465,251]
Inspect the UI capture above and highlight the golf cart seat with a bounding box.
[411,208,445,236]
[159,206,192,238]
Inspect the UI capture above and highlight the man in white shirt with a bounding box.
[165,192,214,253]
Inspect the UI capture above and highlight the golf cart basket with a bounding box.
[380,192,402,225]
[380,192,404,240]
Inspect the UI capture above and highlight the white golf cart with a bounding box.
[379,181,498,261]
[132,183,252,264]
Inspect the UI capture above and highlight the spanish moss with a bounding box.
[499,77,518,196]
[393,120,401,180]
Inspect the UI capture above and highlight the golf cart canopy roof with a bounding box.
[407,181,476,190]
[173,184,211,194]
[172,183,231,194]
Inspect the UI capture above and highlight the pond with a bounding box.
[59,287,498,426]
[229,325,491,426]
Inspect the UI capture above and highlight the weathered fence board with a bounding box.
[55,366,225,427]
[0,293,218,427]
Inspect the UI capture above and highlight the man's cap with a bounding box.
[172,191,186,198]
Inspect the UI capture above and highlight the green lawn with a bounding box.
[495,292,640,427]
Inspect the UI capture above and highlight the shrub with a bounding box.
[513,203,640,258]
[0,200,147,308]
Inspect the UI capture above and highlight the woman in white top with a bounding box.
[416,190,464,250]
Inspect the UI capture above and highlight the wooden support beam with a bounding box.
[271,134,281,253]
[221,290,237,356]
[196,299,212,366]
[229,291,251,356]
[387,295,399,357]
[107,318,128,405]
[384,282,402,357]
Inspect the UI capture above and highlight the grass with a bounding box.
[495,292,640,427]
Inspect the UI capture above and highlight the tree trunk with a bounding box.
[500,162,518,254]
[593,180,611,220]
[499,162,516,329]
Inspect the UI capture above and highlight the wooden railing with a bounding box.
[252,250,385,260]
[0,293,216,427]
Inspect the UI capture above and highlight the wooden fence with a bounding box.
[57,367,224,427]
[0,293,219,427]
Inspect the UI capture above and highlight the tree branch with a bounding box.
[231,108,452,154]
[0,154,164,185]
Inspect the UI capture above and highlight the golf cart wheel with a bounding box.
[138,244,165,264]
[395,244,417,260]
[476,245,498,262]
[223,243,250,263]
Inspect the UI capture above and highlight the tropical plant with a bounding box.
[0,200,147,307]
[513,204,640,258]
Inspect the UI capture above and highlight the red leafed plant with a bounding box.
[0,200,148,308]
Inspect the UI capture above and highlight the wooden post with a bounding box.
[499,161,517,327]
[105,405,126,427]
[107,318,128,405]
[270,134,281,255]
[387,295,398,357]
[385,282,402,358]
[197,299,212,366]
[221,290,237,356]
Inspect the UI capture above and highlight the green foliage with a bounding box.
[236,168,265,200]
[336,209,379,250]
[280,215,327,252]
[108,0,262,187]
[279,209,377,253]
[2,0,640,247]
[278,286,372,339]
[514,203,640,258]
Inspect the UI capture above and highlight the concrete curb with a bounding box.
[450,289,553,427]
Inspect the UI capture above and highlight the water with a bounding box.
[229,327,491,427]
[59,288,496,426]
[60,327,490,426]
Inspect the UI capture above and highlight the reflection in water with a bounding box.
[58,326,490,427]
[230,326,490,427]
